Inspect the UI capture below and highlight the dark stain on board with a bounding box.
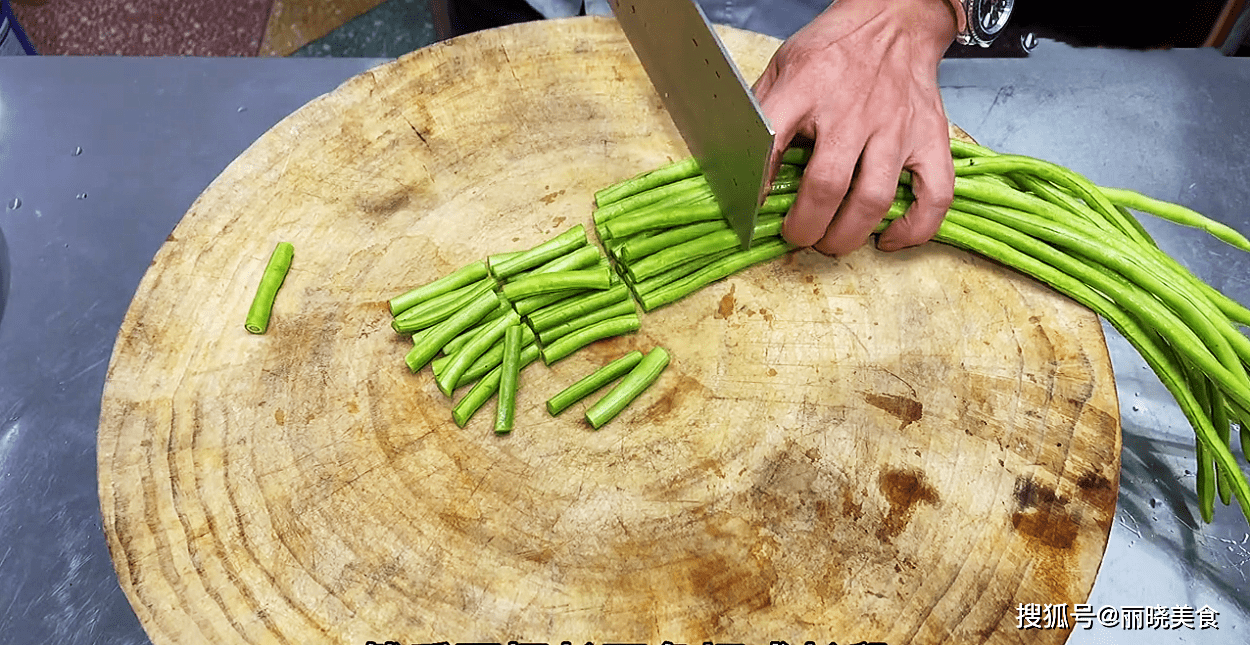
[1011,476,1080,551]
[862,392,924,431]
[876,468,940,542]
[716,283,736,319]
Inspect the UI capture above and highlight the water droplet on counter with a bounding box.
[1149,498,1158,508]
[6,197,19,210]
[1132,405,1140,412]
[76,193,87,200]
[237,106,247,113]
[73,146,83,156]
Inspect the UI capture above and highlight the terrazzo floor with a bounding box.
[291,0,437,58]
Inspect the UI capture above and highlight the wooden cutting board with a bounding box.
[98,16,1121,645]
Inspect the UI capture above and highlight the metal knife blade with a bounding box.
[609,0,775,249]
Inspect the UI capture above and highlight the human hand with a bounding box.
[753,0,959,255]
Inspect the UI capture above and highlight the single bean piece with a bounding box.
[1100,186,1250,253]
[245,242,294,334]
[547,350,645,416]
[585,348,671,429]
[452,344,540,428]
[494,324,525,434]
[500,267,612,301]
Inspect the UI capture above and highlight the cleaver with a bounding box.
[609,0,776,249]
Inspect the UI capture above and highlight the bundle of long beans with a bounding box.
[388,139,1250,526]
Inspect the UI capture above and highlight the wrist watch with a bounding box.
[947,0,1015,47]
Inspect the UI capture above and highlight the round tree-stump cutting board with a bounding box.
[99,16,1121,645]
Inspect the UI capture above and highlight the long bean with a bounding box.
[910,208,1250,519]
[547,350,645,416]
[526,284,631,332]
[388,260,488,316]
[602,192,795,240]
[627,248,738,297]
[625,216,783,282]
[585,348,671,429]
[500,266,612,301]
[245,242,294,334]
[638,238,795,312]
[392,279,494,334]
[593,175,710,225]
[1100,186,1250,253]
[452,344,540,428]
[539,314,641,365]
[538,299,638,344]
[595,157,702,207]
[954,154,1152,248]
[488,224,587,279]
[617,220,731,262]
[494,324,524,434]
[404,289,500,373]
[437,309,521,396]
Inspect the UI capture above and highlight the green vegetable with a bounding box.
[388,260,489,316]
[624,215,783,282]
[627,248,738,297]
[585,348,671,429]
[495,324,525,434]
[540,314,641,365]
[391,279,494,334]
[595,157,702,207]
[499,266,612,301]
[436,309,521,396]
[488,224,587,279]
[547,350,645,416]
[244,241,294,334]
[452,344,540,428]
[404,289,500,373]
[601,192,795,240]
[526,284,631,332]
[637,238,795,312]
[537,299,638,344]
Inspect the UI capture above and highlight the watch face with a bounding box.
[976,0,1015,40]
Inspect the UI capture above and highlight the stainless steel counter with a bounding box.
[0,39,1247,645]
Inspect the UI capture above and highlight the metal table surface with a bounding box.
[0,40,1247,645]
